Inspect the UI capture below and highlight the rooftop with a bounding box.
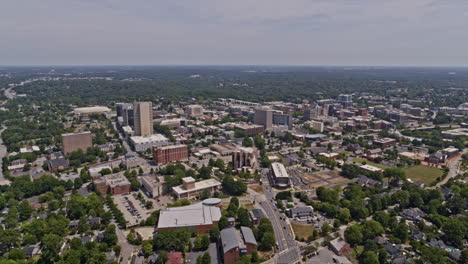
[130,134,169,144]
[173,178,221,194]
[157,203,221,229]
[271,162,289,179]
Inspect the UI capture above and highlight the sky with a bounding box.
[2,0,468,66]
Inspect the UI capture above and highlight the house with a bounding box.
[47,158,69,172]
[69,220,79,229]
[166,252,183,264]
[286,206,314,218]
[23,245,41,257]
[347,144,361,152]
[330,238,350,256]
[220,227,257,264]
[401,208,426,222]
[427,239,450,251]
[384,243,402,256]
[132,255,144,264]
[249,209,266,225]
[88,216,101,226]
[307,248,352,264]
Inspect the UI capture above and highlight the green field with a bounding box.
[403,165,443,185]
[291,224,315,240]
[352,157,390,169]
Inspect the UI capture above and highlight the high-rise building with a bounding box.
[185,105,204,117]
[133,102,153,136]
[338,94,353,108]
[232,147,259,172]
[254,108,273,129]
[62,131,93,154]
[116,103,134,126]
[303,105,322,120]
[272,113,292,129]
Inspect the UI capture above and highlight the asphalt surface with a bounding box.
[258,173,301,264]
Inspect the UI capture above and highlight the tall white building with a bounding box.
[133,102,153,136]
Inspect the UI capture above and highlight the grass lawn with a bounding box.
[352,157,390,169]
[291,224,314,240]
[249,184,264,194]
[403,165,443,185]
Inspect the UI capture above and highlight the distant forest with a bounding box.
[2,66,468,106]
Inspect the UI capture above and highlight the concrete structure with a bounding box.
[303,105,323,120]
[373,137,397,148]
[47,158,69,172]
[441,128,468,139]
[153,144,188,165]
[61,131,93,154]
[272,113,292,129]
[73,106,111,115]
[254,107,273,129]
[233,123,264,136]
[130,134,169,152]
[220,227,257,264]
[286,206,314,218]
[172,177,221,199]
[330,238,351,256]
[141,175,166,198]
[360,164,384,173]
[269,162,290,188]
[249,209,266,225]
[133,102,153,136]
[157,203,221,233]
[185,105,204,117]
[232,147,259,172]
[338,94,353,108]
[116,103,134,126]
[93,173,131,195]
[305,120,324,133]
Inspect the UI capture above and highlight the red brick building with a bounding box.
[153,144,189,165]
[93,173,131,196]
[220,227,257,264]
[62,131,93,154]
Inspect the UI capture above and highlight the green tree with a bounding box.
[209,226,220,242]
[360,251,379,264]
[18,200,32,221]
[344,224,363,247]
[41,234,63,263]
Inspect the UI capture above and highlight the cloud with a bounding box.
[1,0,468,66]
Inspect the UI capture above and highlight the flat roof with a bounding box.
[360,164,383,172]
[62,131,92,137]
[130,134,169,144]
[172,178,221,195]
[271,162,289,179]
[157,203,221,229]
[74,106,111,114]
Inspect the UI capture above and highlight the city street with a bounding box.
[257,173,301,264]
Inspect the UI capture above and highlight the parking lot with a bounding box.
[112,193,149,227]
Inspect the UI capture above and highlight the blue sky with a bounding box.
[2,0,468,66]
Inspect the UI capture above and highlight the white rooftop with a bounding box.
[172,178,221,195]
[360,164,383,172]
[157,203,221,229]
[130,134,169,144]
[271,162,289,179]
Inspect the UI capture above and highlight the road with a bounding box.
[256,173,301,264]
[0,128,7,181]
[114,222,136,264]
[435,149,466,187]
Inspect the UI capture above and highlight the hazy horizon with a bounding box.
[3,0,468,67]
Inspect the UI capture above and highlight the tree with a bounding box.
[442,218,466,247]
[209,226,220,242]
[338,208,351,224]
[41,234,63,263]
[360,251,379,264]
[393,222,409,243]
[242,137,253,147]
[198,166,212,179]
[102,224,118,247]
[344,224,363,247]
[18,200,32,221]
[143,240,153,256]
[218,216,228,230]
[260,232,275,251]
[157,250,168,264]
[361,220,384,240]
[251,250,259,263]
[237,207,251,227]
[8,248,25,260]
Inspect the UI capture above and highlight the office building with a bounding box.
[303,105,323,120]
[232,147,259,172]
[62,131,93,154]
[286,206,314,218]
[220,226,257,264]
[133,102,153,136]
[153,144,189,165]
[116,103,134,127]
[130,134,169,152]
[172,177,221,199]
[338,94,353,108]
[157,203,221,233]
[233,123,264,136]
[272,113,292,129]
[141,175,166,198]
[186,105,204,117]
[269,162,290,188]
[305,120,324,133]
[254,107,273,129]
[93,173,131,196]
